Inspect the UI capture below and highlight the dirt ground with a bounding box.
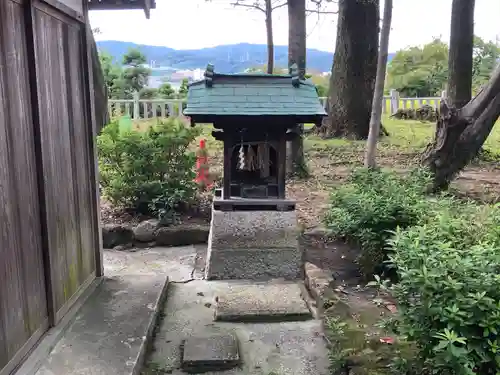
[100,144,500,230]
[288,149,500,229]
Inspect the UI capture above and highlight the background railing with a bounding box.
[108,90,447,120]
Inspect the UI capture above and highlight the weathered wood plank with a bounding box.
[0,38,27,372]
[66,23,96,281]
[0,1,102,372]
[2,0,48,336]
[33,8,81,319]
[83,16,104,277]
[0,1,49,372]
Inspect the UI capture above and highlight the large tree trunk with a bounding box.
[365,0,393,167]
[287,0,307,177]
[422,64,500,190]
[321,0,379,140]
[447,0,475,109]
[265,0,274,74]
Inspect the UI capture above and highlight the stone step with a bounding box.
[214,282,312,322]
[181,333,240,373]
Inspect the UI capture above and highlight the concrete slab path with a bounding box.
[17,245,330,375]
[22,246,203,375]
[143,268,330,375]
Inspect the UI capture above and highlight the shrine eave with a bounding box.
[88,0,156,18]
[187,114,325,127]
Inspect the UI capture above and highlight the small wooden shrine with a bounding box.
[184,64,326,210]
[185,65,326,280]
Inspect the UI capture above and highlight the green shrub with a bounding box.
[323,168,432,278]
[97,118,200,223]
[388,203,500,374]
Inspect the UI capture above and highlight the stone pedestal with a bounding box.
[205,204,301,280]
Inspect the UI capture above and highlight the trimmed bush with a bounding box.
[323,168,431,278]
[388,203,500,374]
[324,167,500,373]
[97,118,200,223]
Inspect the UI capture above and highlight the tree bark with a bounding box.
[365,0,393,168]
[422,64,500,190]
[288,0,306,79]
[287,0,307,176]
[447,0,475,109]
[265,0,274,74]
[321,0,379,140]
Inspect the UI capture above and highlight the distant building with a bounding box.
[193,68,203,81]
[146,67,204,89]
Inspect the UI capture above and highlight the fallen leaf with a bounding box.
[386,304,397,313]
[379,337,395,344]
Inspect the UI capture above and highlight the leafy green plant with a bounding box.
[97,118,200,223]
[323,168,432,278]
[387,203,500,374]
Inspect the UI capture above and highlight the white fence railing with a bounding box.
[108,90,446,121]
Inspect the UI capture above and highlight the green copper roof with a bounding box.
[184,65,327,117]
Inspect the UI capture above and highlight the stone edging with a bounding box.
[101,219,210,249]
[304,262,336,317]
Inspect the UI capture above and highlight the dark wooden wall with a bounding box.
[0,1,49,372]
[0,0,101,373]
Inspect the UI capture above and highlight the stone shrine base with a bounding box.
[205,203,301,280]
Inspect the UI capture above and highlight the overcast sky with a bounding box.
[89,0,500,52]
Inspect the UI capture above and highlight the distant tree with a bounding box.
[321,0,379,139]
[158,82,176,98]
[231,0,287,74]
[177,78,189,98]
[122,48,151,94]
[90,26,109,129]
[447,0,475,108]
[99,51,123,99]
[122,48,147,66]
[386,39,449,97]
[472,36,500,93]
[365,0,393,168]
[139,87,158,99]
[387,37,499,98]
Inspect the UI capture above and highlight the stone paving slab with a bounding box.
[33,275,168,375]
[215,283,312,322]
[181,333,240,373]
[18,248,187,375]
[143,280,329,375]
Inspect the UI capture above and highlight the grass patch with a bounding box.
[305,116,434,154]
[128,115,500,157]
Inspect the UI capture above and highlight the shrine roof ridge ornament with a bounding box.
[184,63,327,120]
[200,63,304,88]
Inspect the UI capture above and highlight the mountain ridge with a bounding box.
[97,40,396,74]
